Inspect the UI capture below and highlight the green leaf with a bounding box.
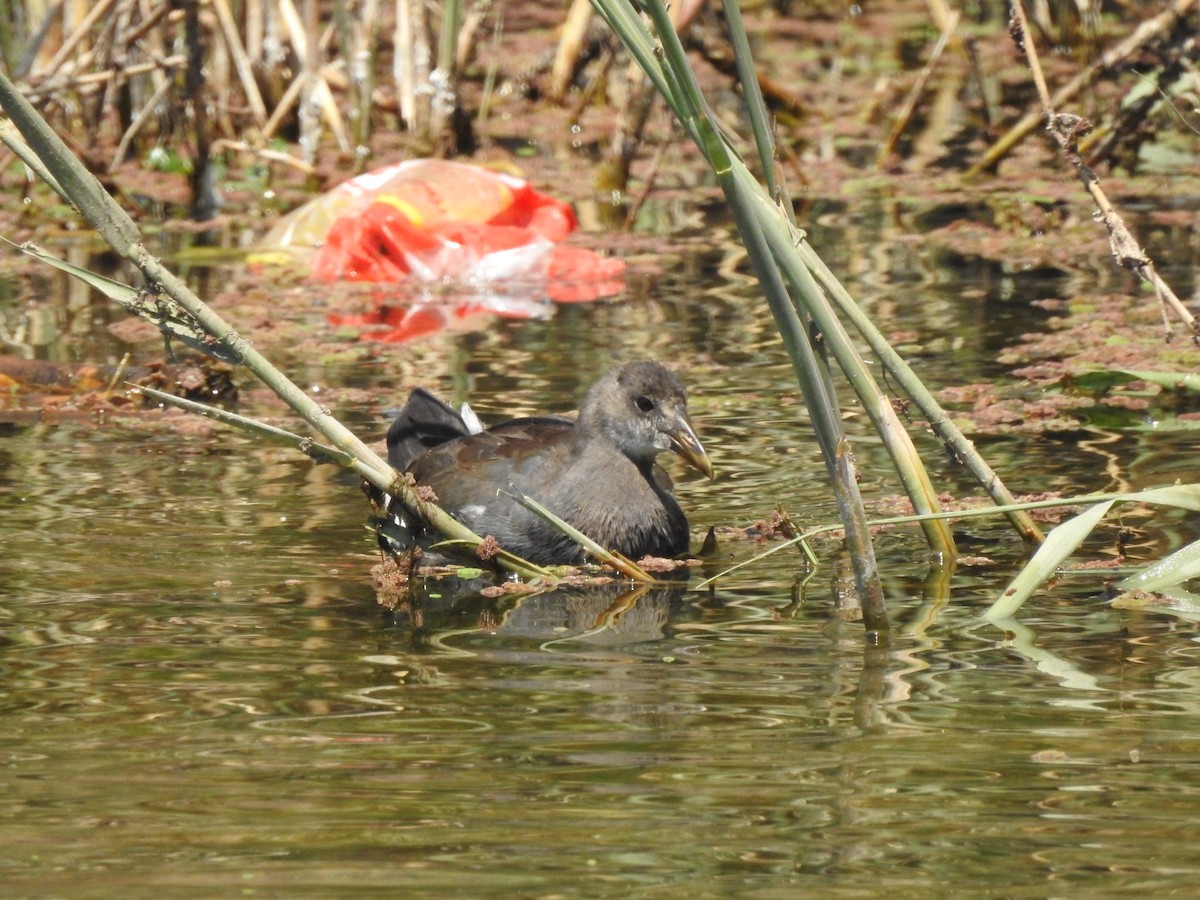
[986,499,1116,621]
[9,238,141,305]
[1115,369,1200,392]
[145,146,194,175]
[1075,367,1200,394]
[1118,538,1200,592]
[1125,417,1200,433]
[987,483,1200,621]
[1070,369,1140,393]
[1127,483,1200,512]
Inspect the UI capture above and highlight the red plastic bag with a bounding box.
[257,159,624,304]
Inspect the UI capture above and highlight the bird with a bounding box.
[384,360,713,566]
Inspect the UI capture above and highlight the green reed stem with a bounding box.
[799,247,1044,544]
[594,0,890,634]
[709,3,958,559]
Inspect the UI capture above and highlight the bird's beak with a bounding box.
[667,413,715,480]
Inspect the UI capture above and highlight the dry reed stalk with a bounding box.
[1009,0,1197,341]
[875,10,959,167]
[549,0,594,102]
[30,0,118,80]
[212,138,316,175]
[279,0,350,156]
[245,0,265,59]
[341,0,380,152]
[296,0,321,164]
[29,55,186,100]
[108,77,172,172]
[971,0,1198,176]
[212,0,269,124]
[262,72,307,142]
[96,0,132,120]
[395,0,416,126]
[397,0,432,135]
[455,0,494,73]
[123,1,176,47]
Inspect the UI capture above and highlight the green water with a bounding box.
[3,199,1200,895]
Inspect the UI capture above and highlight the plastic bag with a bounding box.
[256,159,624,304]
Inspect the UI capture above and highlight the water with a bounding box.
[3,197,1200,894]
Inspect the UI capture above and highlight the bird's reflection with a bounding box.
[385,580,687,650]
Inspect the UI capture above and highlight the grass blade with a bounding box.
[986,499,1116,622]
[1118,538,1200,593]
[987,483,1200,621]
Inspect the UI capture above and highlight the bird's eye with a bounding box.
[635,396,655,412]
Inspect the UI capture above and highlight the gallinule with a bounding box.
[386,361,713,566]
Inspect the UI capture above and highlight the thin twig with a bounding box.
[211,139,317,176]
[876,10,959,167]
[971,0,1198,175]
[28,0,120,80]
[621,123,673,231]
[211,0,269,123]
[502,488,657,582]
[1009,0,1198,342]
[108,77,173,174]
[26,54,188,102]
[136,385,356,466]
